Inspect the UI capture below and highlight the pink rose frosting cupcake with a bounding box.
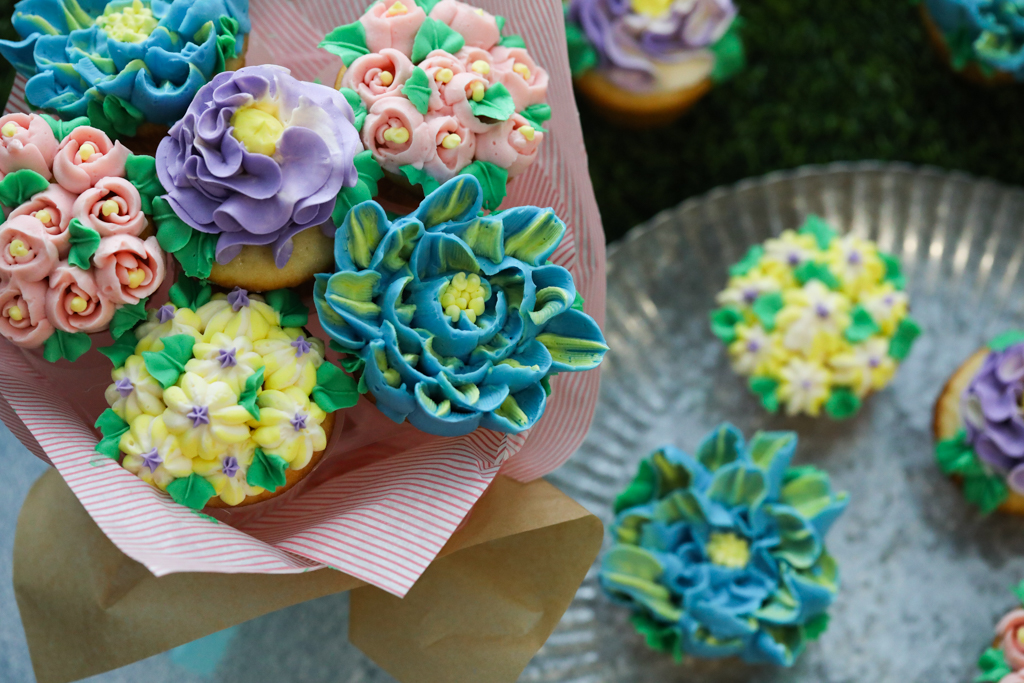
[52,127,129,195]
[8,183,77,256]
[0,113,58,180]
[0,279,51,348]
[45,264,116,334]
[341,48,416,106]
[362,97,435,170]
[0,215,59,282]
[475,113,543,178]
[92,235,165,305]
[72,177,146,237]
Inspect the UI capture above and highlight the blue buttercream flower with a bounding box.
[600,424,849,666]
[0,0,250,136]
[925,0,1024,79]
[313,174,608,437]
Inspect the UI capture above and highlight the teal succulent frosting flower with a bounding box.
[313,173,608,437]
[0,0,250,137]
[600,424,849,666]
[925,0,1024,79]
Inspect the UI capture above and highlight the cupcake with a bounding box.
[976,582,1024,683]
[565,0,745,127]
[320,0,552,211]
[154,65,363,292]
[313,174,608,437]
[600,424,849,665]
[710,216,921,419]
[933,331,1024,515]
[0,0,250,155]
[919,0,1022,84]
[0,113,169,363]
[95,275,359,509]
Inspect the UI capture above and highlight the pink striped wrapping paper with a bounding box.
[0,0,606,597]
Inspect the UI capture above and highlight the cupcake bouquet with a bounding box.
[978,582,1024,683]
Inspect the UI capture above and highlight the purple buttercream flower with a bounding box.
[291,337,312,357]
[290,412,308,432]
[115,378,134,398]
[217,347,238,368]
[155,65,363,268]
[187,405,210,428]
[222,456,239,479]
[140,448,162,473]
[157,305,176,323]
[963,342,1024,482]
[228,287,250,312]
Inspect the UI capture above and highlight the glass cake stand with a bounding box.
[523,162,1024,683]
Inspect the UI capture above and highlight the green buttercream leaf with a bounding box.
[311,361,359,412]
[247,447,289,492]
[750,376,780,413]
[338,352,366,375]
[43,329,91,363]
[709,19,745,84]
[99,333,137,367]
[411,17,465,63]
[39,113,90,142]
[468,82,515,122]
[729,244,764,276]
[402,67,432,115]
[540,374,552,397]
[495,15,506,31]
[499,34,525,48]
[167,473,216,511]
[935,430,984,477]
[571,292,585,312]
[977,647,1013,682]
[803,612,830,641]
[333,151,384,229]
[264,289,308,328]
[319,21,369,66]
[888,317,921,360]
[239,366,265,420]
[844,305,880,343]
[614,458,657,514]
[152,196,193,253]
[463,160,508,211]
[169,273,212,311]
[123,154,164,213]
[415,0,442,10]
[339,87,367,131]
[798,215,836,250]
[710,306,743,344]
[357,371,369,395]
[400,164,442,196]
[565,20,597,77]
[0,168,49,208]
[109,298,148,340]
[94,408,129,459]
[825,387,861,419]
[218,15,240,37]
[964,472,1008,516]
[629,612,681,660]
[142,334,196,389]
[67,218,101,270]
[175,230,218,280]
[880,252,906,290]
[520,103,551,133]
[794,260,840,290]
[214,32,237,74]
[101,94,145,138]
[752,291,784,331]
[990,330,1024,352]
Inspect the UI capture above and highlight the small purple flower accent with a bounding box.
[115,378,134,398]
[742,288,759,304]
[290,412,308,432]
[883,295,895,306]
[157,305,175,323]
[847,251,863,265]
[868,356,881,369]
[217,347,238,368]
[187,405,210,428]
[746,340,761,353]
[291,337,312,357]
[814,303,830,319]
[140,448,162,473]
[222,456,239,479]
[787,252,801,266]
[228,287,250,312]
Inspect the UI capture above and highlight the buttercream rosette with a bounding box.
[154,65,363,285]
[0,0,250,138]
[0,113,170,362]
[320,0,554,211]
[921,0,1024,82]
[313,174,607,437]
[96,276,359,509]
[710,215,921,419]
[601,424,848,666]
[976,582,1024,683]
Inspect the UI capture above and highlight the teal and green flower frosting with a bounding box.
[313,173,608,437]
[924,0,1024,80]
[600,424,849,666]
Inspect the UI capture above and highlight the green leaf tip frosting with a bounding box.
[319,21,369,66]
[565,20,598,77]
[169,273,212,311]
[109,298,149,340]
[411,17,465,63]
[825,387,861,420]
[400,164,442,196]
[67,218,101,270]
[239,366,265,421]
[402,67,432,115]
[990,330,1024,352]
[0,169,49,208]
[710,306,743,344]
[794,260,840,290]
[153,196,216,280]
[168,473,216,511]
[710,20,745,84]
[43,329,91,363]
[520,103,551,133]
[463,160,508,211]
[124,154,165,213]
[339,88,368,132]
[39,113,90,142]
[844,305,880,343]
[99,333,137,368]
[752,291,784,331]
[469,82,516,122]
[264,289,309,328]
[94,408,129,459]
[977,647,1013,683]
[333,151,385,227]
[750,376,780,413]
[798,214,837,250]
[888,317,921,360]
[247,448,289,492]
[142,334,196,389]
[729,245,764,277]
[312,361,360,413]
[935,430,1008,515]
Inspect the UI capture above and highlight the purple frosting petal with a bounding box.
[964,342,1024,470]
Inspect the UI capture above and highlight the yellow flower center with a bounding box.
[630,0,674,18]
[230,100,285,157]
[383,126,410,144]
[378,70,394,86]
[7,305,22,321]
[705,532,750,569]
[513,62,531,80]
[519,125,535,141]
[384,1,408,16]
[440,272,486,324]
[471,59,490,75]
[78,143,96,162]
[1,122,17,137]
[95,0,159,43]
[34,209,51,225]
[101,199,120,216]
[440,133,461,149]
[434,68,454,84]
[469,81,486,102]
[1017,627,1024,646]
[127,268,146,289]
[8,239,29,258]
[70,296,88,313]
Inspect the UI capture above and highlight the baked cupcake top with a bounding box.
[154,65,363,271]
[0,113,168,361]
[600,424,849,666]
[566,0,744,92]
[710,216,921,419]
[313,173,607,437]
[95,276,358,509]
[924,0,1024,80]
[0,0,250,138]
[321,0,552,210]
[976,582,1024,683]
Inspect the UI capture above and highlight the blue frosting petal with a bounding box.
[24,67,89,115]
[12,0,74,37]
[0,35,43,74]
[129,63,207,123]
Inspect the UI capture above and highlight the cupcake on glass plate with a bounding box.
[710,215,921,419]
[918,0,1024,84]
[319,0,552,212]
[0,0,250,155]
[600,424,849,665]
[565,0,744,127]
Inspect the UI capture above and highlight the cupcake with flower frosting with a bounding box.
[976,582,1024,683]
[600,424,849,665]
[710,216,921,419]
[566,0,745,126]
[94,274,359,509]
[0,112,170,363]
[319,0,553,211]
[919,0,1024,84]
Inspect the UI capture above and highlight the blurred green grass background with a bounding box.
[579,0,1024,242]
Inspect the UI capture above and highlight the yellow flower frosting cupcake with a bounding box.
[710,216,921,419]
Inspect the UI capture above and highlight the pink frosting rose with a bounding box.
[45,264,115,334]
[998,609,1024,671]
[456,46,499,85]
[0,279,53,348]
[71,177,146,237]
[0,113,58,180]
[443,72,494,133]
[342,48,415,107]
[360,0,426,55]
[1002,675,1024,683]
[92,235,165,305]
[8,183,78,257]
[52,127,129,194]
[0,215,59,282]
[362,97,435,173]
[490,46,550,110]
[429,0,500,50]
[422,114,476,182]
[474,113,542,178]
[419,50,468,113]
